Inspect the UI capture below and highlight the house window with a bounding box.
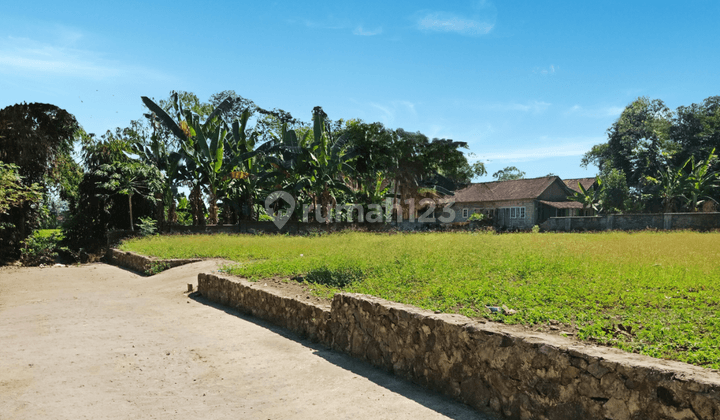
[462,208,469,218]
[509,207,526,219]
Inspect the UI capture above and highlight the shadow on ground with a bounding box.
[189,292,497,420]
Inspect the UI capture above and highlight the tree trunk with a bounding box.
[168,199,177,224]
[128,193,134,231]
[208,192,219,225]
[248,195,255,221]
[154,192,165,231]
[190,185,204,227]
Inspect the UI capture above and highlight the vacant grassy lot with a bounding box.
[121,231,720,369]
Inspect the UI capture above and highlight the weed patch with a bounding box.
[304,266,366,288]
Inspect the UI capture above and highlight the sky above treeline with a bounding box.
[1,1,719,181]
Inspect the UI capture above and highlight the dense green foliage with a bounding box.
[583,96,720,212]
[0,103,79,257]
[121,231,720,368]
[0,161,42,216]
[62,132,156,250]
[131,91,482,228]
[19,229,64,266]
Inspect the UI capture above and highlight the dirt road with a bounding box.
[0,262,492,419]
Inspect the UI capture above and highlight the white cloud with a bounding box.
[301,17,349,30]
[565,104,624,118]
[414,2,497,36]
[353,26,382,36]
[297,17,381,36]
[533,64,558,75]
[509,101,551,113]
[476,137,604,162]
[603,106,625,116]
[416,12,494,36]
[369,100,417,125]
[482,100,551,114]
[0,35,169,81]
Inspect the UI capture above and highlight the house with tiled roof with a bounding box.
[447,176,589,229]
[563,177,598,194]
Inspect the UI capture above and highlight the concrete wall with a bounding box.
[541,213,720,232]
[198,272,720,420]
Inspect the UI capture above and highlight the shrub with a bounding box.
[304,266,365,288]
[138,217,157,236]
[20,231,62,266]
[145,261,170,275]
[468,212,485,222]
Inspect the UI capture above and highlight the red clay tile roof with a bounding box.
[451,176,559,202]
[563,178,597,193]
[537,200,585,209]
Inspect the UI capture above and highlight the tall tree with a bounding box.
[263,107,356,221]
[670,96,720,171]
[599,169,631,213]
[0,103,79,254]
[0,162,42,218]
[142,94,259,225]
[340,120,397,205]
[492,166,525,181]
[582,97,674,206]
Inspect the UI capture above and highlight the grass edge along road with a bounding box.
[120,231,720,369]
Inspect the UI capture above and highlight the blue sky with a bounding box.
[2,1,719,181]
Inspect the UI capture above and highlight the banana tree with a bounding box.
[568,177,604,214]
[143,95,220,225]
[646,164,689,213]
[128,116,184,230]
[224,109,271,221]
[682,148,719,211]
[262,107,357,222]
[142,94,262,225]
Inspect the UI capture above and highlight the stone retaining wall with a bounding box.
[197,272,332,343]
[108,249,202,274]
[198,272,720,420]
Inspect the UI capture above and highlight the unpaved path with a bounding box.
[0,262,492,419]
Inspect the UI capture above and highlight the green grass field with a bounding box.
[120,231,720,368]
[34,229,62,238]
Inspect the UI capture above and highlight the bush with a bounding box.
[20,231,62,266]
[138,217,157,236]
[468,212,485,222]
[145,261,170,275]
[304,266,365,288]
